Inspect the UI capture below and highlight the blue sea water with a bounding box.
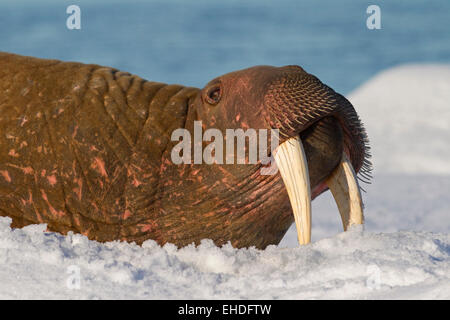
[1,0,449,94]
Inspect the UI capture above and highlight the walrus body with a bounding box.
[0,52,370,248]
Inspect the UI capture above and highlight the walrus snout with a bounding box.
[260,65,372,244]
[264,66,369,173]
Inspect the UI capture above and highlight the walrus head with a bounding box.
[176,65,372,247]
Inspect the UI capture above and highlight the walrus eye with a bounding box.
[205,85,222,105]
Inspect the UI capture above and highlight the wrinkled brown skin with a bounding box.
[0,52,368,249]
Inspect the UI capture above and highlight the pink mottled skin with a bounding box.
[0,170,11,183]
[0,52,369,249]
[91,157,108,178]
[47,175,57,186]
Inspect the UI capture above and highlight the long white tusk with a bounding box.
[326,153,364,231]
[274,136,311,245]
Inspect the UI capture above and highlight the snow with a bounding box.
[1,65,449,299]
[348,64,450,175]
[0,218,448,299]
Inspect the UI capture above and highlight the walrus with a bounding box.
[0,52,371,249]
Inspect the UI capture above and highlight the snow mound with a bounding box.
[0,217,448,299]
[348,64,450,175]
